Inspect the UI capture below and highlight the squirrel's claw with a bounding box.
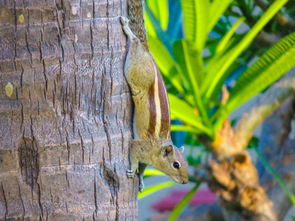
[139,175,144,192]
[126,169,135,178]
[120,16,138,41]
[120,16,129,26]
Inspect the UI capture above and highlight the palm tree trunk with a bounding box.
[0,0,137,220]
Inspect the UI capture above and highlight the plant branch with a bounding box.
[255,0,295,31]
[255,30,280,47]
[234,70,295,149]
[237,0,292,48]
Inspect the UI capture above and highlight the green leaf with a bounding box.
[169,93,197,119]
[144,11,157,37]
[255,148,295,205]
[148,36,184,94]
[172,40,193,92]
[167,183,201,221]
[169,93,213,136]
[216,17,245,54]
[181,0,210,51]
[138,181,175,199]
[181,40,203,92]
[145,3,173,49]
[195,0,210,51]
[157,0,169,31]
[181,0,197,42]
[173,40,209,125]
[225,31,295,117]
[209,0,233,31]
[203,0,289,101]
[203,18,245,87]
[144,169,165,176]
[171,125,200,134]
[146,0,169,31]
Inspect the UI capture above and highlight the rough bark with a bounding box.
[258,97,295,220]
[0,0,137,220]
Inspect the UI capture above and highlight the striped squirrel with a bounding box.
[120,3,188,192]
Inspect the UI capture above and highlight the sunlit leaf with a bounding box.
[209,0,233,31]
[222,31,295,123]
[203,0,289,101]
[148,36,184,93]
[146,0,169,31]
[138,181,175,199]
[181,0,197,42]
[167,183,201,221]
[144,11,157,37]
[173,40,209,125]
[144,169,165,177]
[216,17,245,54]
[145,3,173,49]
[169,93,213,136]
[181,0,210,51]
[171,125,200,134]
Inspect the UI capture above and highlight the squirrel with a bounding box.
[120,0,188,192]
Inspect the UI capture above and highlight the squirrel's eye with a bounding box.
[173,161,181,169]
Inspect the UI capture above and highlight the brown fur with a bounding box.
[131,139,188,184]
[148,81,156,136]
[127,0,148,48]
[157,71,170,138]
[121,17,188,187]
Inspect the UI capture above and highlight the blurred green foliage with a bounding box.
[140,0,295,219]
[167,182,201,221]
[138,180,175,199]
[145,0,294,139]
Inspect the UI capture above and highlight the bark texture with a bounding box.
[258,97,295,220]
[0,0,137,220]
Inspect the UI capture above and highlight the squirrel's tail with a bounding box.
[127,0,148,48]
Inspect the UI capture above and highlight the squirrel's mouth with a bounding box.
[181,177,188,184]
[171,176,188,184]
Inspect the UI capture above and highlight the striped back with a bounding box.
[147,65,170,139]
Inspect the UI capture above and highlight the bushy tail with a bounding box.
[128,0,148,48]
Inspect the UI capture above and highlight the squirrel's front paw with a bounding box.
[126,169,135,178]
[119,16,129,26]
[139,179,144,192]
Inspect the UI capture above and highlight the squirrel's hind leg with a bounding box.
[126,139,140,179]
[127,139,148,192]
[120,17,138,42]
[126,157,138,179]
[126,161,146,192]
[138,162,147,192]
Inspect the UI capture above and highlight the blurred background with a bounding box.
[138,0,295,220]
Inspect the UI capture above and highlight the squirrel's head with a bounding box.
[154,143,188,184]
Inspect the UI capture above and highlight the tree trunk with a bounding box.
[258,96,295,220]
[0,0,137,220]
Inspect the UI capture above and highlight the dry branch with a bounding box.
[235,71,295,149]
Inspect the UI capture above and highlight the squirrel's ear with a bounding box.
[179,146,184,153]
[162,145,173,157]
